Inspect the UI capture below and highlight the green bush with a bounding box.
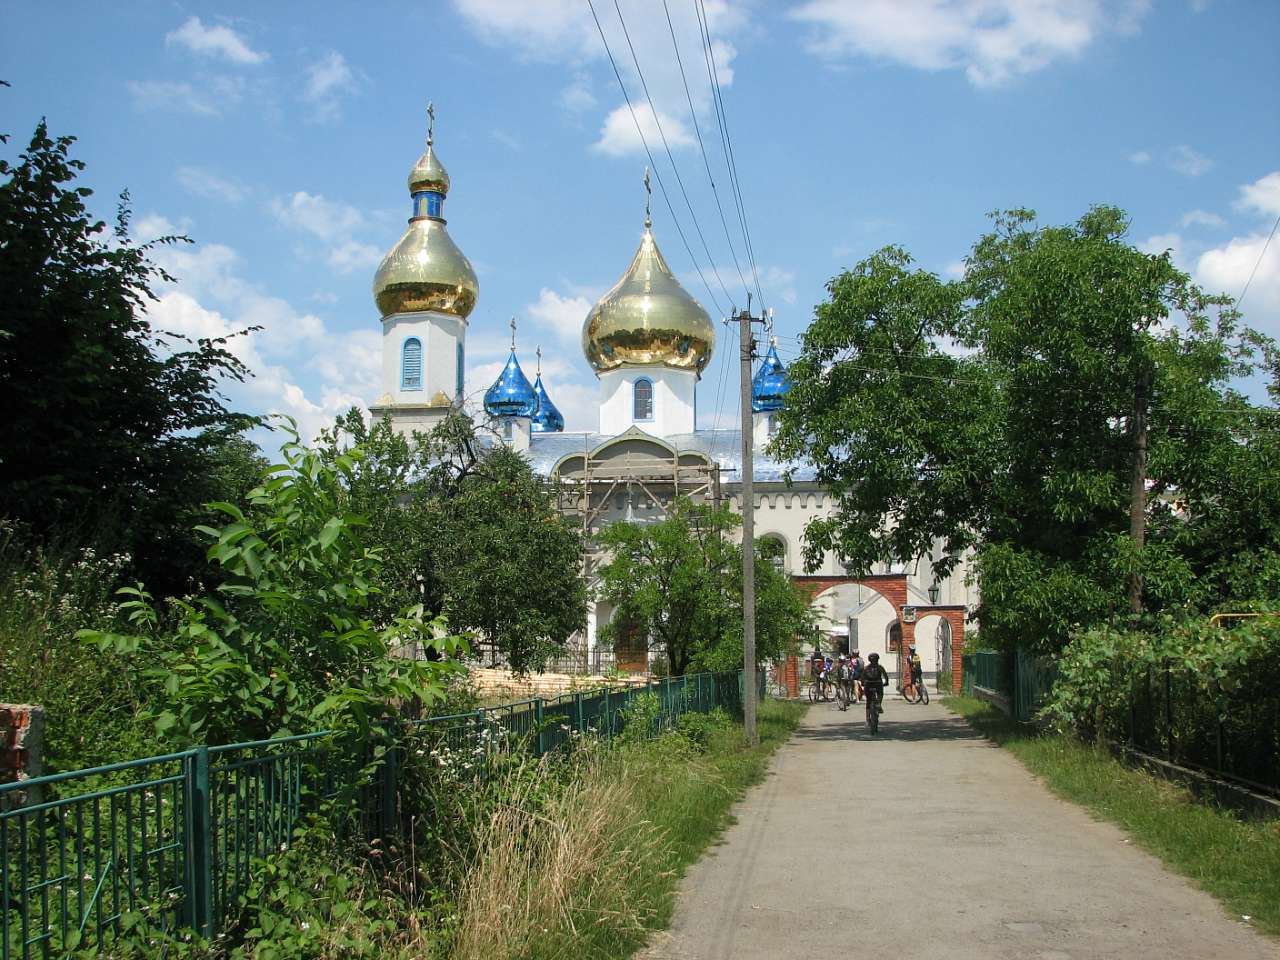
[676,706,733,751]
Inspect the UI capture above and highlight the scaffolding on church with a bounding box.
[551,432,724,672]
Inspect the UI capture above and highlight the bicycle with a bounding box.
[864,689,882,733]
[834,677,850,711]
[808,675,833,703]
[902,676,930,704]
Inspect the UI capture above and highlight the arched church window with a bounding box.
[401,338,423,391]
[634,378,654,421]
[760,535,786,573]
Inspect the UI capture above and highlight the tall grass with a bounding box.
[950,694,1280,938]
[0,524,152,772]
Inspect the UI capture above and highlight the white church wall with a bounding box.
[598,366,696,437]
[380,310,465,404]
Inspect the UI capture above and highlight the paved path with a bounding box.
[640,697,1273,960]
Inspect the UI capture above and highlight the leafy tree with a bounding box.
[82,424,465,746]
[318,410,587,673]
[0,120,254,590]
[597,499,812,675]
[773,207,1274,653]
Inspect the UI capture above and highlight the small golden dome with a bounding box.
[373,109,477,320]
[582,226,715,376]
[408,144,450,195]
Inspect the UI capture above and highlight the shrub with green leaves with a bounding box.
[80,423,466,747]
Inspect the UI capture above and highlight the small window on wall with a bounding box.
[766,413,776,438]
[401,338,423,391]
[633,378,654,421]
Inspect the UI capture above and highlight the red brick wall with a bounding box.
[0,704,44,801]
[791,575,967,693]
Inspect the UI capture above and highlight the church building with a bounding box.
[368,114,974,686]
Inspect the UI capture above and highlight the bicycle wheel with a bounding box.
[919,682,930,705]
[835,683,848,710]
[808,681,818,704]
[867,700,879,734]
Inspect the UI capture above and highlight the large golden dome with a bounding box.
[373,120,477,320]
[582,224,715,376]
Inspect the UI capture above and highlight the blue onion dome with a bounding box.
[484,349,539,418]
[531,374,565,433]
[751,342,791,413]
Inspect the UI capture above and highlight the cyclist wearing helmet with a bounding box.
[861,652,890,715]
[849,649,865,701]
[908,645,923,693]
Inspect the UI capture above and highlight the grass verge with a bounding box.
[949,694,1280,938]
[452,697,806,960]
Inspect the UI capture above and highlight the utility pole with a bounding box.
[1128,365,1152,615]
[738,297,760,747]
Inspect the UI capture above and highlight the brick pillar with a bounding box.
[0,704,45,806]
[784,655,800,698]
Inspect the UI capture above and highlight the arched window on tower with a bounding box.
[401,338,423,391]
[633,378,654,421]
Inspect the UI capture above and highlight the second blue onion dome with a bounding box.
[484,349,539,418]
[751,342,791,412]
[531,374,565,433]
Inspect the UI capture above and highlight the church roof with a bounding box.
[524,429,817,483]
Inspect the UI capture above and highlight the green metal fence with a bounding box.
[1,670,745,959]
[963,649,1057,724]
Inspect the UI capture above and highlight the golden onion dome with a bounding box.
[582,223,715,376]
[373,108,477,320]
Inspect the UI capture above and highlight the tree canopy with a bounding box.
[0,120,255,589]
[596,498,813,675]
[772,206,1276,653]
[319,410,587,673]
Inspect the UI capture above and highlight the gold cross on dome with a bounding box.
[643,166,652,227]
[426,101,435,145]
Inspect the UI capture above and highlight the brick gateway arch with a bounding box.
[792,573,967,695]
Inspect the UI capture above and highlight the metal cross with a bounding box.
[643,166,651,227]
[426,101,435,145]
[535,346,542,375]
[509,317,517,349]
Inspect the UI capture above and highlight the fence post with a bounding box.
[380,723,399,840]
[535,698,545,757]
[575,692,585,735]
[184,745,214,938]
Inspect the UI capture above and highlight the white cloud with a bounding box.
[176,166,247,204]
[1197,232,1280,325]
[1168,144,1212,177]
[1179,209,1225,229]
[527,287,594,343]
[594,103,694,157]
[141,232,381,443]
[1128,150,1151,165]
[327,241,383,274]
[128,78,244,116]
[453,0,746,152]
[560,73,597,114]
[303,50,359,122]
[272,191,365,241]
[492,128,521,150]
[943,260,966,278]
[789,0,1149,87]
[165,16,266,65]
[761,265,798,305]
[1139,232,1184,259]
[1237,170,1280,218]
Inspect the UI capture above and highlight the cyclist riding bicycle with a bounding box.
[908,646,923,693]
[850,650,865,701]
[836,654,853,705]
[861,652,890,715]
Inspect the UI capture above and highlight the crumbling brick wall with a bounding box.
[0,704,44,805]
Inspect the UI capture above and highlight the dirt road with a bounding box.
[639,697,1273,960]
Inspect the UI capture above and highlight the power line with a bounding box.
[1236,212,1280,311]
[661,0,750,303]
[694,0,765,310]
[585,0,727,318]
[611,0,737,311]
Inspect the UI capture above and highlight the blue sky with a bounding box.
[4,1,1278,441]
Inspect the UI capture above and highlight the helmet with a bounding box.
[838,653,847,660]
[851,650,859,656]
[868,652,880,661]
